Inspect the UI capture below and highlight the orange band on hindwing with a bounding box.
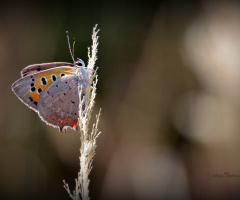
[27,68,75,103]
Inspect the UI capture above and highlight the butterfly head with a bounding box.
[66,32,91,86]
[75,58,85,68]
[74,58,90,87]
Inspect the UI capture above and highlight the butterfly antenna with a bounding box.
[66,31,75,62]
[73,38,75,60]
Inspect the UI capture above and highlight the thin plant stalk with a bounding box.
[63,24,101,200]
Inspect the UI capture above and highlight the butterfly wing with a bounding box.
[11,75,39,111]
[21,62,74,77]
[11,66,76,112]
[37,75,86,131]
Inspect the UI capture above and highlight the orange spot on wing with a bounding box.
[30,92,39,102]
[73,121,77,129]
[47,115,77,130]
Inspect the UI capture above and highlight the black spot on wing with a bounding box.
[31,87,36,92]
[52,74,57,81]
[41,77,47,85]
[38,88,42,93]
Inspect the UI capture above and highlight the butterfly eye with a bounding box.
[76,59,85,67]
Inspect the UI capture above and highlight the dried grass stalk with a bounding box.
[63,24,101,200]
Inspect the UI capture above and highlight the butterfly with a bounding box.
[11,32,90,132]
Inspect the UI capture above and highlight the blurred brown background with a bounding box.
[1,0,240,199]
